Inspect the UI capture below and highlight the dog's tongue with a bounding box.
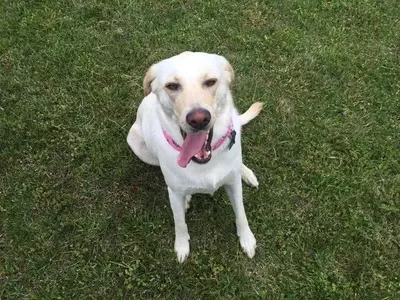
[177,131,208,168]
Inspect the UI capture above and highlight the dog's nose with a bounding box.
[186,108,211,130]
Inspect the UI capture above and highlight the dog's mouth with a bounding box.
[177,128,213,168]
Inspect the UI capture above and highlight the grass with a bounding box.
[1,0,399,298]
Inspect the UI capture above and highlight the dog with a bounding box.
[127,51,263,262]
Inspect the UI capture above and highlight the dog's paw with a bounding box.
[241,165,259,188]
[239,229,256,258]
[184,195,192,212]
[175,236,190,263]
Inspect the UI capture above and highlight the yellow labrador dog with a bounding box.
[127,52,262,262]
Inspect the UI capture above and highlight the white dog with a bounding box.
[127,52,263,262]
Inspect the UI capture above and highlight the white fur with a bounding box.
[127,52,262,262]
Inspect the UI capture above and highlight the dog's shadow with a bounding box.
[183,192,238,250]
[122,162,244,259]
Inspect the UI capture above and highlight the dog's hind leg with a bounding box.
[184,195,192,212]
[127,122,159,166]
[241,164,259,188]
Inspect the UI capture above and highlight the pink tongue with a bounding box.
[177,131,208,168]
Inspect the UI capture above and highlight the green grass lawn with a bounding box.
[1,0,399,298]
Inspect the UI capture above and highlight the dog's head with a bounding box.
[143,52,234,167]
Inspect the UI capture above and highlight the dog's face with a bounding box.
[143,52,235,167]
[143,52,234,132]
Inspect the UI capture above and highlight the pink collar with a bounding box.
[162,122,234,152]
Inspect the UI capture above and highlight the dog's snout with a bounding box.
[186,108,211,130]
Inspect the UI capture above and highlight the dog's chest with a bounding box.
[184,169,229,194]
[161,161,236,195]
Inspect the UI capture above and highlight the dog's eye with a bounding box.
[204,78,217,87]
[165,82,181,91]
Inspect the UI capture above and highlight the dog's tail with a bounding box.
[239,102,264,125]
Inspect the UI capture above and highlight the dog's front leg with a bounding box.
[225,173,256,258]
[168,187,190,263]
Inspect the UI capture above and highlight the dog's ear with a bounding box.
[222,58,234,86]
[143,64,157,96]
